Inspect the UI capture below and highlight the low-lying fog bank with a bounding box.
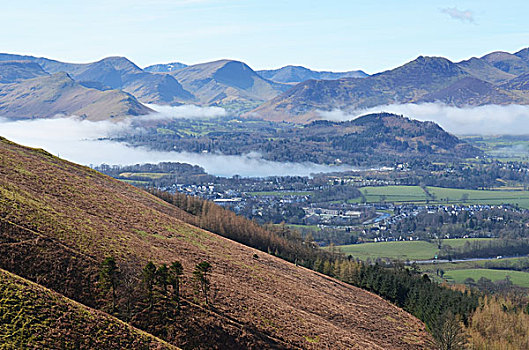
[0,116,350,177]
[320,103,529,135]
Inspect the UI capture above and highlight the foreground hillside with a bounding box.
[0,268,175,349]
[0,137,433,349]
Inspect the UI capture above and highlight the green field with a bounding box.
[336,238,495,261]
[352,185,529,208]
[443,269,529,288]
[354,186,428,203]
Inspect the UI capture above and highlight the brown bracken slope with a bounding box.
[0,268,177,349]
[0,136,434,349]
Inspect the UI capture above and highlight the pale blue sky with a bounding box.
[1,0,528,73]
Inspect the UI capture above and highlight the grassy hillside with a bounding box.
[0,268,176,349]
[0,136,432,349]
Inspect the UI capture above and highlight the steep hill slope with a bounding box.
[170,60,289,110]
[257,65,368,84]
[0,268,176,349]
[418,77,529,106]
[0,72,152,120]
[0,137,433,349]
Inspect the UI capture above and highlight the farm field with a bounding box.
[353,185,529,208]
[336,238,495,261]
[353,186,428,204]
[443,269,529,288]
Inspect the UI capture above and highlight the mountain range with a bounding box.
[168,59,289,109]
[0,64,151,121]
[0,136,432,348]
[257,65,368,84]
[249,49,529,122]
[1,48,529,121]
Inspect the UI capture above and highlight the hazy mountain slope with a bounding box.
[515,48,529,63]
[249,56,471,122]
[0,137,433,349]
[0,268,176,349]
[121,70,196,105]
[481,51,529,76]
[0,53,85,75]
[257,65,368,83]
[501,73,529,91]
[456,57,515,84]
[170,60,289,106]
[418,77,529,106]
[0,72,152,120]
[145,62,188,72]
[0,60,49,83]
[71,56,143,89]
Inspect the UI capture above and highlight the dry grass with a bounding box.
[0,137,434,349]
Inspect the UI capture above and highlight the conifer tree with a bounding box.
[98,257,120,313]
[142,261,157,309]
[169,261,184,312]
[193,261,211,305]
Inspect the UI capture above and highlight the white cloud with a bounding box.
[441,7,474,23]
[319,103,529,135]
[142,104,227,120]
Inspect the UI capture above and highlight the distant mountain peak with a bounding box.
[257,65,367,84]
[144,62,188,73]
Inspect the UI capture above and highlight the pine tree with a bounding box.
[193,261,212,305]
[142,261,157,309]
[169,261,184,312]
[98,257,120,313]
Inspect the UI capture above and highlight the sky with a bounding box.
[1,0,528,73]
